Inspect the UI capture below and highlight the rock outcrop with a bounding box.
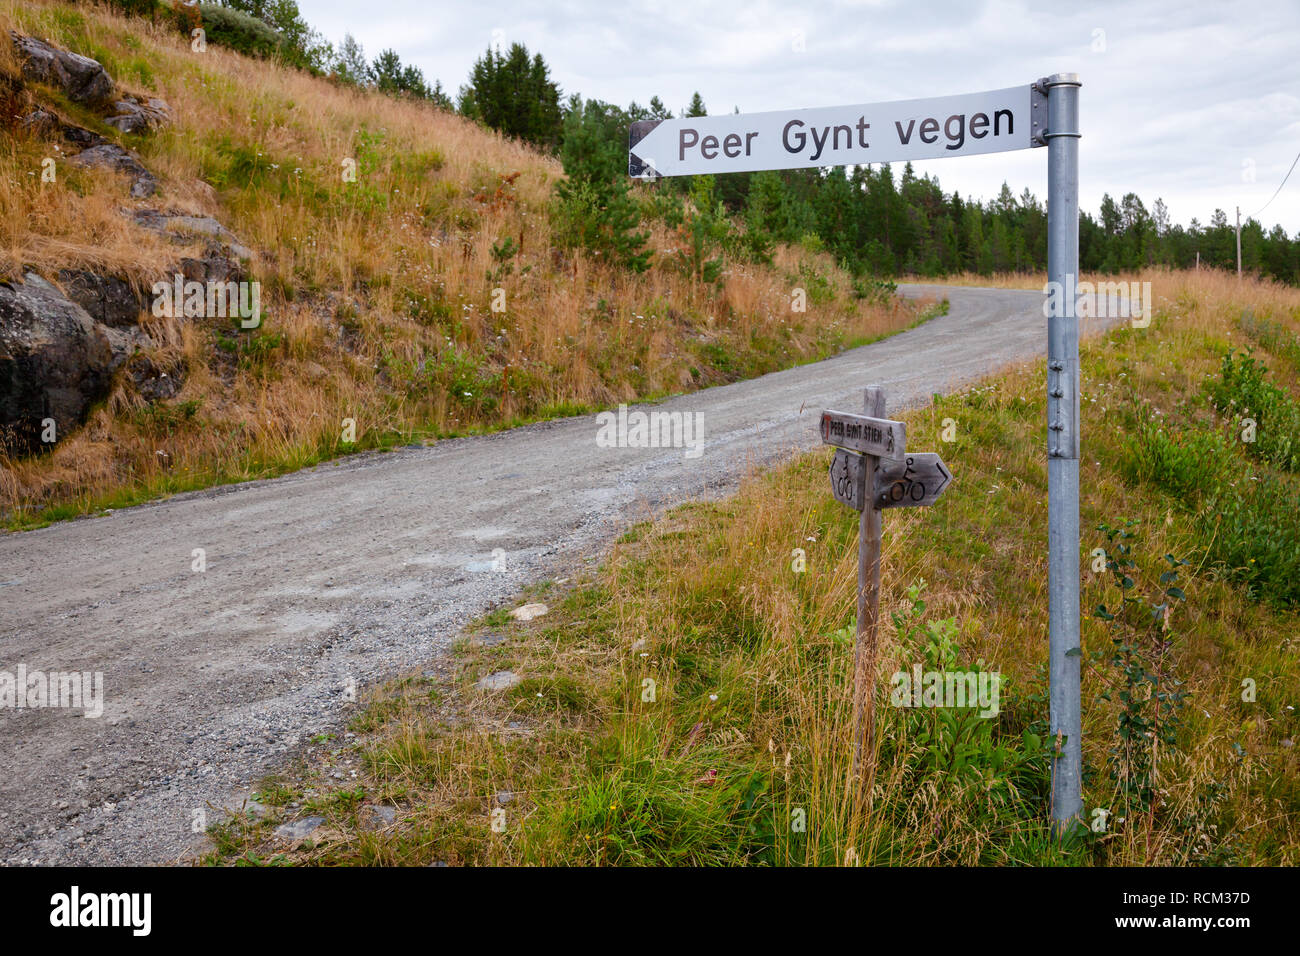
[11,33,171,198]
[18,105,60,137]
[104,93,171,134]
[125,353,185,402]
[57,269,146,328]
[12,33,172,137]
[132,209,254,263]
[0,38,252,453]
[0,273,134,454]
[69,142,158,198]
[11,33,114,107]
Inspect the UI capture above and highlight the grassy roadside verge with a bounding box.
[204,269,1299,866]
[3,294,942,532]
[8,297,936,532]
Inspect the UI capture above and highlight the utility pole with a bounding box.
[1236,206,1242,277]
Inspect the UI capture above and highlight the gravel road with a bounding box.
[0,284,1123,864]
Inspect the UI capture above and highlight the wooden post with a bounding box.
[854,386,886,792]
[821,387,950,804]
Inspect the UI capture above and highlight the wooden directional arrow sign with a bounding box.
[629,84,1041,179]
[820,410,905,459]
[828,448,869,511]
[873,453,953,509]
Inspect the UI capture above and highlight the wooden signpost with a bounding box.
[828,448,870,511]
[819,386,951,792]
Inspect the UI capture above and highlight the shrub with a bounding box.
[108,0,166,15]
[853,276,898,304]
[883,583,1050,815]
[197,4,284,59]
[1204,476,1300,606]
[796,261,836,305]
[1093,523,1189,814]
[1210,349,1300,471]
[553,97,650,273]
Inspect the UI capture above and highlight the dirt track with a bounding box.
[0,284,1124,864]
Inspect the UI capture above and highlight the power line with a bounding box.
[1255,145,1300,217]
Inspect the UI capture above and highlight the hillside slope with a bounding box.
[0,0,917,525]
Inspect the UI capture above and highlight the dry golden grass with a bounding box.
[1,0,914,525]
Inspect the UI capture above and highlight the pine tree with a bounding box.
[554,97,650,272]
[459,44,563,151]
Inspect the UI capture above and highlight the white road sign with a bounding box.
[630,84,1042,179]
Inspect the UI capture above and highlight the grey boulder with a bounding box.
[104,94,171,134]
[274,816,325,841]
[11,33,114,106]
[0,272,133,454]
[133,209,253,261]
[57,269,145,328]
[69,144,157,199]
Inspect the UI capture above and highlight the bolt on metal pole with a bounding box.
[1044,73,1082,831]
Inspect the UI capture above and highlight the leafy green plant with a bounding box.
[132,398,203,437]
[1204,475,1300,606]
[1210,349,1300,471]
[1092,522,1188,816]
[1121,417,1230,502]
[852,276,898,305]
[796,261,835,306]
[887,582,1049,800]
[382,345,500,413]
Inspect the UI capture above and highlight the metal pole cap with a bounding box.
[1038,73,1082,90]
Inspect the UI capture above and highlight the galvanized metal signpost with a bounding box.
[629,75,1082,829]
[1043,75,1083,830]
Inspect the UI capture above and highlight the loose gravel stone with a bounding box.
[364,805,397,827]
[510,603,548,621]
[274,816,325,841]
[476,671,522,691]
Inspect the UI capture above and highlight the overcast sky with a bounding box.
[297,0,1300,234]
